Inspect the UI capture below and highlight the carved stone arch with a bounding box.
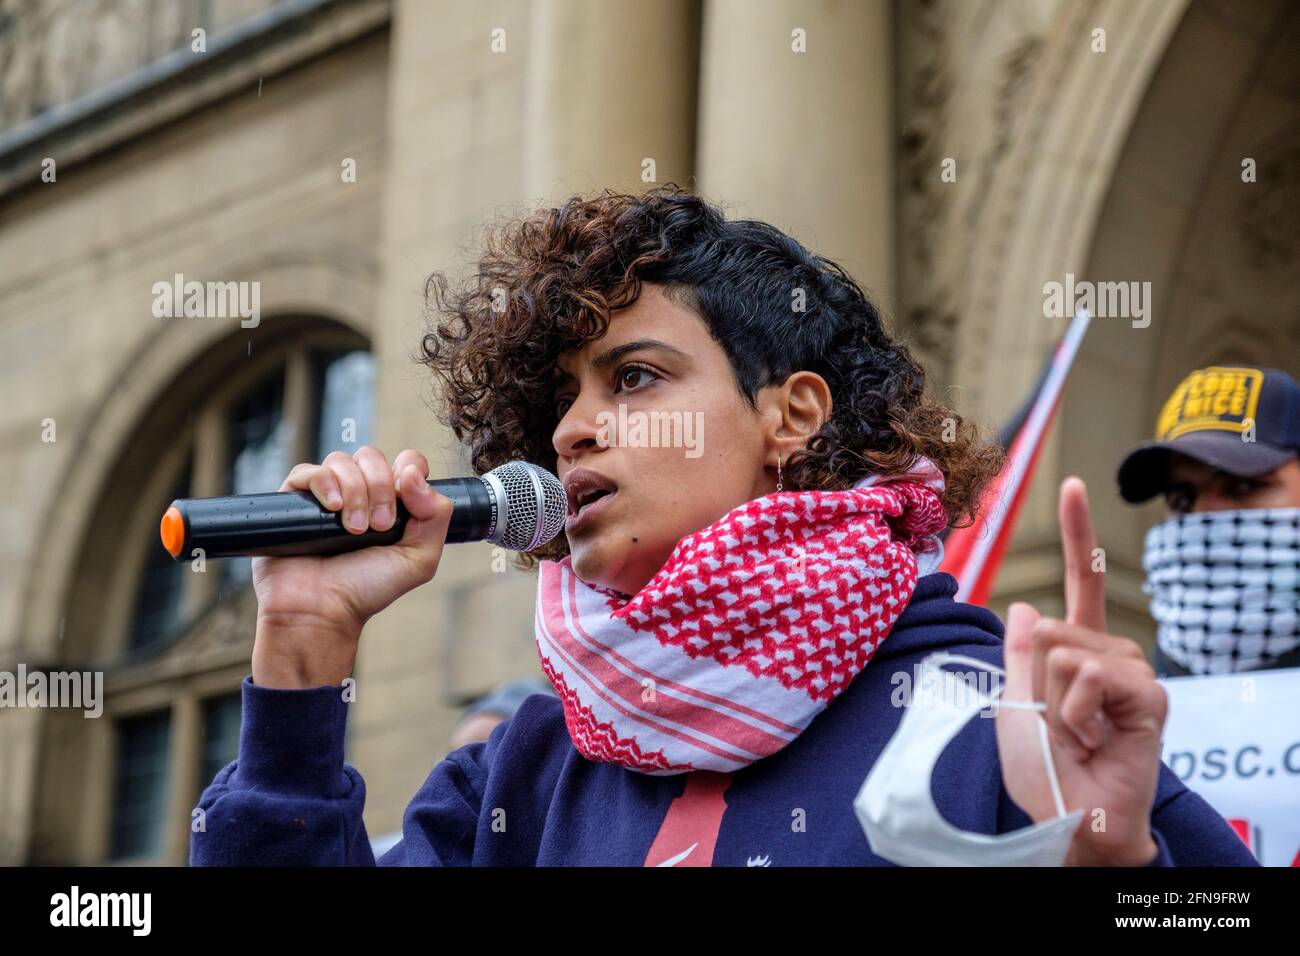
[904,0,1193,617]
[12,255,378,863]
[17,254,378,664]
[950,0,1192,413]
[1184,316,1285,371]
[1045,0,1298,638]
[921,0,1298,628]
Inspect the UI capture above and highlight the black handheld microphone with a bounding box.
[159,461,566,561]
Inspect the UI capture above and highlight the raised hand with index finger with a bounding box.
[995,477,1168,865]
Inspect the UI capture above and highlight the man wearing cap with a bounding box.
[1117,365,1300,676]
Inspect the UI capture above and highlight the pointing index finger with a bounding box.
[1059,476,1106,632]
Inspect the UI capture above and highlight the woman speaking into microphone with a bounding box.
[192,185,1255,867]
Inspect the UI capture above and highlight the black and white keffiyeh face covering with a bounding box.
[1143,508,1300,675]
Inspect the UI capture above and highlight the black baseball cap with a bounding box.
[1117,365,1300,504]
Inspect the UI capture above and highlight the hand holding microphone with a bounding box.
[174,447,565,690]
[159,456,565,560]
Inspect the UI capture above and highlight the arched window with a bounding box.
[34,319,374,865]
[127,338,376,651]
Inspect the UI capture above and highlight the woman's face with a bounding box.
[552,284,781,596]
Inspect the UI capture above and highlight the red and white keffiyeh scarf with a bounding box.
[534,461,948,775]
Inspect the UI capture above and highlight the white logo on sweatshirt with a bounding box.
[656,843,698,866]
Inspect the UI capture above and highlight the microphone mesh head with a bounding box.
[486,461,567,552]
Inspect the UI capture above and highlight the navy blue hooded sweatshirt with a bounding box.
[190,573,1258,867]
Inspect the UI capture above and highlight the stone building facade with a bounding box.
[0,0,1295,864]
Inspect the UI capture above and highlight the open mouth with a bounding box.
[573,488,613,514]
[564,468,619,520]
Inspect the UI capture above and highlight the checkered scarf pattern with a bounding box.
[1143,507,1300,675]
[533,464,948,775]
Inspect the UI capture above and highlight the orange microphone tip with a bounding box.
[160,506,184,558]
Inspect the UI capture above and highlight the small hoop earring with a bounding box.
[776,454,784,493]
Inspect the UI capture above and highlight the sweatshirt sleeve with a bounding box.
[991,751,1260,867]
[1143,763,1261,867]
[190,676,490,867]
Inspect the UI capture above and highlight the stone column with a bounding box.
[695,0,895,306]
[522,0,698,203]
[164,694,200,864]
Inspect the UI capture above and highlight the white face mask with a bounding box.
[1144,507,1300,675]
[854,652,1084,867]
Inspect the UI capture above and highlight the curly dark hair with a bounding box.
[418,184,1004,569]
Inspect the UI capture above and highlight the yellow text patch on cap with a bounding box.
[1155,366,1264,440]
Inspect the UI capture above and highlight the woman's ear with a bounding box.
[757,371,833,467]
